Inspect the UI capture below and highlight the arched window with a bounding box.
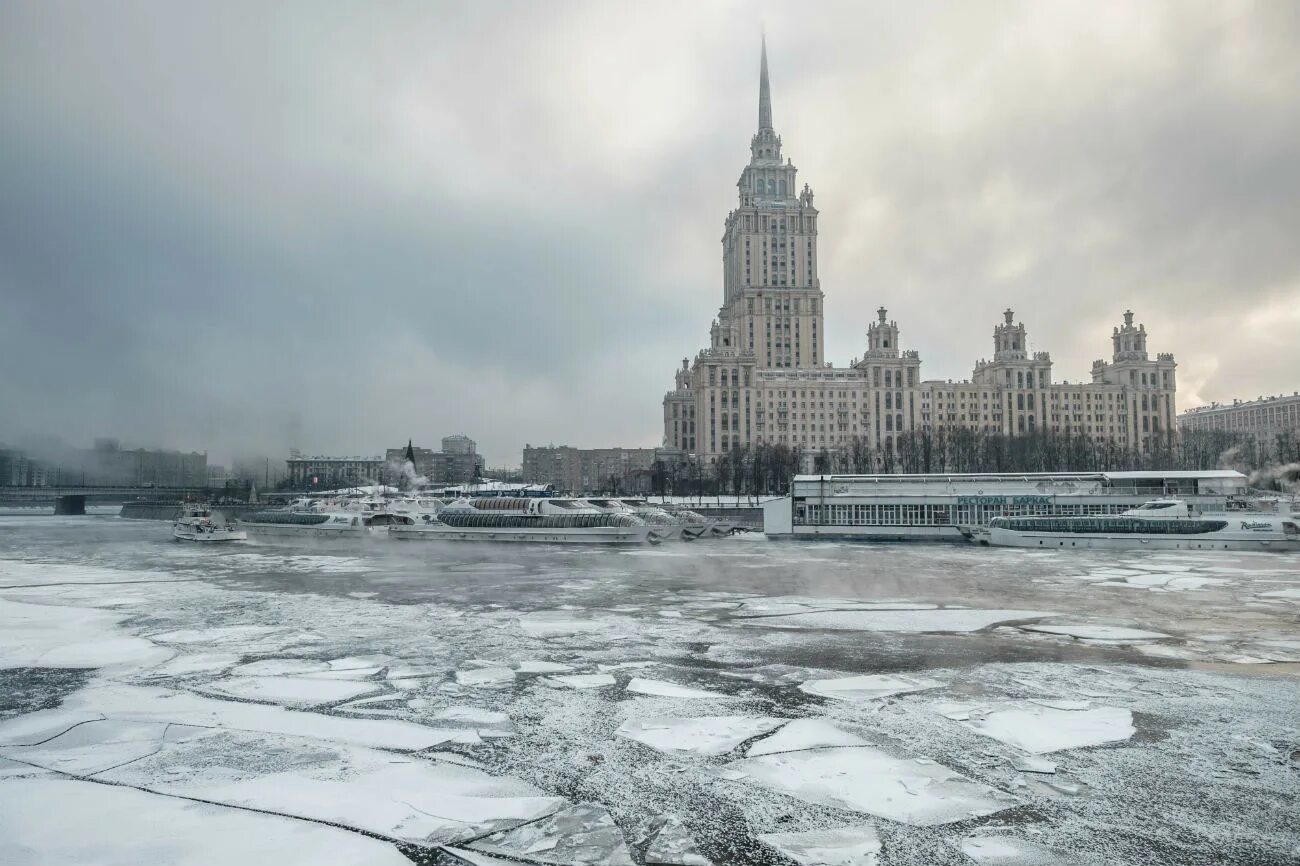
[896,414,903,432]
[778,179,787,196]
[768,179,776,195]
[885,415,893,432]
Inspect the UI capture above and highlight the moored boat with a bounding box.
[389,497,661,545]
[986,499,1300,552]
[238,500,369,537]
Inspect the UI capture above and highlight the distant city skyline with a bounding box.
[2,2,1297,467]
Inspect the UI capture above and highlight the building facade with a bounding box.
[384,435,484,485]
[1179,392,1300,445]
[522,445,658,494]
[662,42,1177,468]
[286,454,383,488]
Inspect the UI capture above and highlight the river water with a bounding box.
[1,513,1297,865]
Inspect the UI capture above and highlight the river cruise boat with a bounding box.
[238,499,369,537]
[173,505,246,543]
[584,499,704,541]
[389,497,661,545]
[985,499,1300,551]
[762,470,1252,542]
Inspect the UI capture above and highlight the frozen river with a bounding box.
[1,513,1297,865]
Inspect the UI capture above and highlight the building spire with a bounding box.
[758,35,773,132]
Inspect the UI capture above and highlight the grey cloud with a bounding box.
[2,1,1297,465]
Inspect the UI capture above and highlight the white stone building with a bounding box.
[662,41,1177,467]
[1179,392,1300,445]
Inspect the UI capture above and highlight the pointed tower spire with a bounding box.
[758,35,773,132]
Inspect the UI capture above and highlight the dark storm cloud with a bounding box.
[2,1,1297,465]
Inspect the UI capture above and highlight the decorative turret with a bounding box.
[865,306,901,358]
[1112,309,1149,361]
[993,308,1028,361]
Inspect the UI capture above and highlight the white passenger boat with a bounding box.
[173,505,246,543]
[238,501,369,537]
[585,499,703,541]
[986,499,1300,552]
[389,497,661,545]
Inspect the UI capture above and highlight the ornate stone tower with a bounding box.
[717,37,824,369]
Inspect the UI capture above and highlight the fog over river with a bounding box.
[1,514,1297,865]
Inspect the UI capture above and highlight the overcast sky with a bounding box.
[2,1,1297,467]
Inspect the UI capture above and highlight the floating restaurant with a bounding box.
[762,470,1248,542]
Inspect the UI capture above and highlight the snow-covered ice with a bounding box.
[546,673,616,689]
[642,814,711,866]
[626,678,727,699]
[737,608,1055,633]
[1021,623,1171,641]
[798,673,944,702]
[731,746,1017,825]
[617,715,784,756]
[940,701,1135,753]
[746,719,868,756]
[0,779,412,866]
[467,802,634,866]
[199,675,382,707]
[757,824,882,866]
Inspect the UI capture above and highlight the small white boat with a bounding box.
[986,498,1300,552]
[389,497,661,545]
[173,505,246,543]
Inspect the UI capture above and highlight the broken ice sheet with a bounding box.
[0,778,413,866]
[545,673,617,689]
[735,608,1055,633]
[2,719,203,776]
[731,746,1016,826]
[0,708,105,746]
[516,660,575,673]
[941,701,1135,753]
[617,715,784,756]
[518,611,616,638]
[99,727,562,845]
[467,802,634,866]
[958,833,1082,864]
[642,814,711,866]
[1010,755,1057,774]
[799,673,943,703]
[198,675,382,707]
[1019,624,1170,642]
[435,706,516,737]
[626,678,727,699]
[455,667,516,687]
[747,719,868,756]
[757,823,881,866]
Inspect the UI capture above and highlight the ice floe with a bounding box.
[1010,755,1058,774]
[456,667,516,687]
[546,673,617,689]
[617,715,784,756]
[731,746,1016,825]
[58,684,466,750]
[199,675,382,707]
[0,708,105,746]
[798,673,944,703]
[467,802,634,866]
[626,678,727,699]
[958,833,1078,864]
[757,824,881,866]
[0,599,171,670]
[737,608,1054,633]
[642,814,711,866]
[1021,624,1170,642]
[516,660,576,673]
[0,778,412,866]
[518,611,615,638]
[939,701,1135,753]
[746,719,868,756]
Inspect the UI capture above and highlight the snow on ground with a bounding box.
[0,521,1297,864]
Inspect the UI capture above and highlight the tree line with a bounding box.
[649,428,1300,496]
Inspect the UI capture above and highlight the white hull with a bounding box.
[173,527,246,543]
[987,528,1299,552]
[389,524,659,545]
[238,522,370,538]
